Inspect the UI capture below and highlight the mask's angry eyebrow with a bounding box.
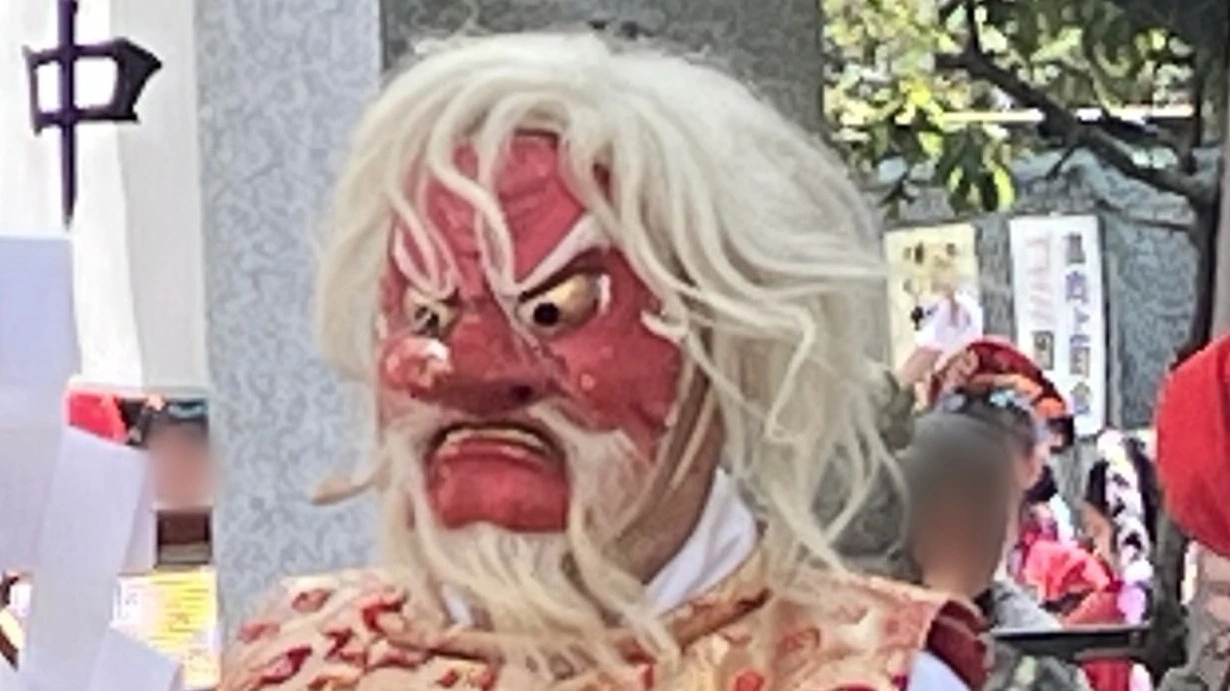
[511,215,608,297]
[391,231,418,278]
[390,222,457,297]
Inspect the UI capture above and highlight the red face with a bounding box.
[376,135,683,534]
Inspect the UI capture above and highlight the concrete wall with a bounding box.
[380,0,824,131]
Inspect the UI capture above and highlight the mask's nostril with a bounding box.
[509,384,536,404]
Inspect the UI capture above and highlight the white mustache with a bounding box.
[316,396,646,543]
[383,400,641,485]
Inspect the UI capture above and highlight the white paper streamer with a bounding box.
[0,235,176,690]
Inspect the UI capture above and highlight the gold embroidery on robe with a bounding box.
[219,551,984,690]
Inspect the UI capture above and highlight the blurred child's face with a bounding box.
[913,502,1001,598]
[146,424,212,508]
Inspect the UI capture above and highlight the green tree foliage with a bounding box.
[824,0,1226,215]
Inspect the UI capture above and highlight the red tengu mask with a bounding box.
[375,134,684,534]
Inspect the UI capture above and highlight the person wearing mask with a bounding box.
[217,32,989,690]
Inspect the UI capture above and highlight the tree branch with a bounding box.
[937,47,1218,207]
[962,0,983,55]
[938,5,1218,208]
[937,0,963,22]
[1181,72,1206,174]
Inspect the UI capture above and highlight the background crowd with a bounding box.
[882,333,1163,691]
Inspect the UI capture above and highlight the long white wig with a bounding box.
[315,30,894,674]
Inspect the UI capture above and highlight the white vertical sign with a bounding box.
[0,237,176,690]
[1009,215,1106,436]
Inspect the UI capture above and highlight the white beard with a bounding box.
[376,399,657,648]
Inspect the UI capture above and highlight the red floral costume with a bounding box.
[220,550,987,691]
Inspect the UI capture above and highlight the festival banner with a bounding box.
[884,223,982,368]
[1008,215,1107,436]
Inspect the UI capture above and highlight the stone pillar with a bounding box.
[197,0,381,626]
[380,0,825,131]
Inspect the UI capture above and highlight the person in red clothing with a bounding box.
[926,340,1146,690]
[927,340,1076,577]
[217,32,989,690]
[1000,429,1158,691]
[1154,334,1230,558]
[1153,334,1230,691]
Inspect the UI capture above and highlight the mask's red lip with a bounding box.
[426,420,564,468]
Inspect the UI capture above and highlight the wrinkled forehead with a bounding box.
[393,134,590,285]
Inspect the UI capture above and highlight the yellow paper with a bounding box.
[112,569,218,690]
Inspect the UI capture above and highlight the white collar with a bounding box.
[443,470,759,622]
[644,470,759,613]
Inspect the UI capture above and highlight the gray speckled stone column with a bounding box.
[380,0,824,131]
[197,0,381,630]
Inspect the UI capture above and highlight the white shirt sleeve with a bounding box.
[907,651,971,691]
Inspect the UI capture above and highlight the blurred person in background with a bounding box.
[1081,431,1158,627]
[903,409,1091,691]
[924,340,1076,572]
[1055,430,1159,691]
[130,398,212,509]
[1153,334,1230,691]
[1023,465,1077,545]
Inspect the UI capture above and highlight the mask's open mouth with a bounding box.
[427,421,565,469]
[423,421,570,531]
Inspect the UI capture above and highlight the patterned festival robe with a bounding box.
[219,548,987,691]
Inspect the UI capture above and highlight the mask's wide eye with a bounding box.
[403,290,457,339]
[517,273,604,336]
